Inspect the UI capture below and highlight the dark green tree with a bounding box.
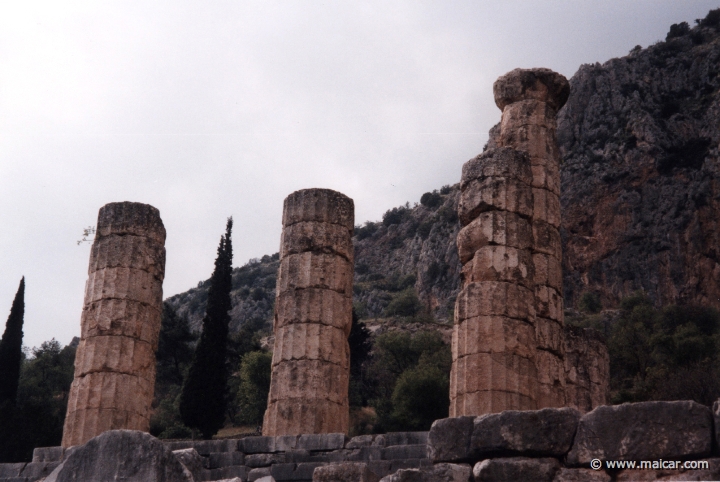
[180,218,233,439]
[157,303,197,385]
[0,277,25,404]
[348,308,372,407]
[234,351,272,425]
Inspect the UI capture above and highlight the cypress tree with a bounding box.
[180,218,233,439]
[0,277,25,404]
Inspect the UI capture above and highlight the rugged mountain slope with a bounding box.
[557,12,720,309]
[168,9,720,332]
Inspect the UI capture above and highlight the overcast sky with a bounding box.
[2,1,718,349]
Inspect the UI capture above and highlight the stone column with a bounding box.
[494,68,570,408]
[263,188,354,435]
[451,147,538,416]
[62,202,166,447]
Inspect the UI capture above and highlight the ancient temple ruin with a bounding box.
[451,68,606,416]
[263,188,355,436]
[62,202,166,447]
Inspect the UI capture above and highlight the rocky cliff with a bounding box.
[168,9,720,332]
[557,11,720,309]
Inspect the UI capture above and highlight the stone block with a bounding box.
[452,315,536,360]
[239,436,278,454]
[280,221,354,263]
[249,467,273,481]
[80,299,161,347]
[379,463,471,482]
[61,408,149,448]
[457,211,532,264]
[347,446,383,461]
[32,446,63,463]
[18,461,59,479]
[567,400,713,465]
[461,246,534,290]
[256,476,277,482]
[267,360,349,405]
[498,124,559,166]
[347,435,375,449]
[0,463,25,477]
[451,352,537,400]
[450,389,536,417]
[274,289,352,335]
[209,451,246,468]
[95,202,166,244]
[373,433,428,447]
[190,438,238,454]
[246,453,288,467]
[313,462,380,482]
[532,220,562,259]
[553,468,611,482]
[277,252,353,295]
[48,430,191,482]
[272,323,349,369]
[531,187,560,227]
[493,68,570,111]
[381,445,427,460]
[455,281,534,323]
[473,457,560,482]
[458,177,533,226]
[536,317,564,355]
[89,233,166,280]
[535,285,563,322]
[297,433,348,451]
[529,157,561,195]
[263,398,349,436]
[283,188,355,230]
[471,407,580,457]
[209,465,249,480]
[173,448,205,481]
[532,253,562,291]
[460,147,533,188]
[499,99,557,130]
[427,416,474,462]
[65,372,154,417]
[73,336,156,381]
[84,266,163,307]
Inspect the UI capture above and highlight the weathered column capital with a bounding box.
[493,68,570,112]
[96,202,166,244]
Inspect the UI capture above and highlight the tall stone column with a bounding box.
[62,202,166,447]
[451,147,538,416]
[263,188,354,436]
[494,68,570,408]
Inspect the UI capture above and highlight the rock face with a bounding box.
[557,19,720,309]
[62,202,166,448]
[47,430,191,482]
[263,189,355,436]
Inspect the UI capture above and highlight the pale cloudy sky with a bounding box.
[1,1,718,348]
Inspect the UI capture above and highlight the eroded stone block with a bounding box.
[461,245,534,289]
[455,281,534,323]
[457,211,532,264]
[458,177,533,225]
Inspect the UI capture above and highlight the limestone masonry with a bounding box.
[263,188,355,436]
[61,202,166,448]
[452,68,608,416]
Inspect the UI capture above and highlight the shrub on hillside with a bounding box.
[384,288,422,317]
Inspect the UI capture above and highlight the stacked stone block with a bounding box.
[451,147,538,415]
[264,189,355,436]
[494,68,570,408]
[62,202,166,447]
